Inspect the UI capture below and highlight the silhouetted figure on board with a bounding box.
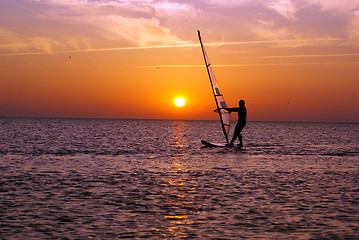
[225,100,247,147]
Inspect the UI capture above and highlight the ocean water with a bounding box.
[0,118,358,239]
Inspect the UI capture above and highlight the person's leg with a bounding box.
[229,124,240,145]
[237,123,245,146]
[238,133,243,147]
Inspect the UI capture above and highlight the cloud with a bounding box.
[267,0,297,20]
[198,0,251,6]
[203,0,359,13]
[139,61,359,69]
[2,0,359,55]
[29,0,194,46]
[299,1,359,46]
[238,0,359,47]
[0,28,64,54]
[302,0,359,12]
[261,53,359,59]
[57,14,185,46]
[347,11,359,45]
[249,12,347,48]
[201,0,297,19]
[199,0,359,43]
[0,0,197,54]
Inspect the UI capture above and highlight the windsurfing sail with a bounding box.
[198,30,230,143]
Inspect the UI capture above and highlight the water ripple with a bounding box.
[0,118,358,239]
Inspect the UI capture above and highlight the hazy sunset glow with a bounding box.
[1,0,358,122]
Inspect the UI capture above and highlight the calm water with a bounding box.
[0,118,358,239]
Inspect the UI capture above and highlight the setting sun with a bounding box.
[174,97,185,107]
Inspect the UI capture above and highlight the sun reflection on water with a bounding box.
[156,121,198,239]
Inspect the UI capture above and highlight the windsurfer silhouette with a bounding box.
[225,100,247,147]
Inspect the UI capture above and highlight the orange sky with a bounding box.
[1,0,358,122]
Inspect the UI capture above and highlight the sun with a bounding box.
[174,97,185,107]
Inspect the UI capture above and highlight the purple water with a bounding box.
[1,118,358,239]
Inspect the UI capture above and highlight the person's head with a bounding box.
[239,100,245,107]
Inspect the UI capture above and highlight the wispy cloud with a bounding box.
[32,0,193,46]
[139,61,359,69]
[249,22,346,48]
[68,15,185,46]
[261,53,359,59]
[0,28,69,54]
[302,0,359,12]
[1,0,359,55]
[1,37,345,56]
[197,0,359,48]
[267,0,297,20]
[347,11,359,45]
[244,0,359,47]
[0,0,197,54]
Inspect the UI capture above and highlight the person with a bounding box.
[225,100,247,147]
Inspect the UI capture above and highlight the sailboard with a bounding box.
[198,30,234,147]
[201,140,241,148]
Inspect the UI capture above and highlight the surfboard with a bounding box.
[201,140,242,148]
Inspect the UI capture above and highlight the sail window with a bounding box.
[220,101,227,108]
[215,88,220,95]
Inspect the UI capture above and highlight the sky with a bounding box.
[1,0,358,122]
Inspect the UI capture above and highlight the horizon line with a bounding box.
[0,115,357,124]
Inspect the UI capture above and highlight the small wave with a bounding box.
[0,148,145,156]
[323,151,359,157]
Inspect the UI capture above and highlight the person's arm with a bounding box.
[225,107,239,112]
[214,107,239,112]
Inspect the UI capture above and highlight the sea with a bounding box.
[0,118,358,239]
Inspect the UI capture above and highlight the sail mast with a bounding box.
[198,30,230,143]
